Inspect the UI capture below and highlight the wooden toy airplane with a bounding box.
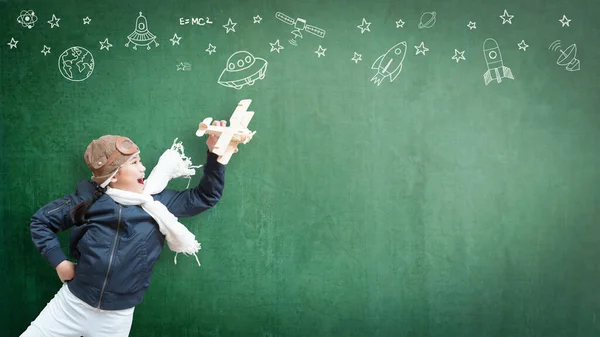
[196,99,257,164]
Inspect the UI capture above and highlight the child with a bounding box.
[21,121,230,337]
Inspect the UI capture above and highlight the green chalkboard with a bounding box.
[2,0,600,336]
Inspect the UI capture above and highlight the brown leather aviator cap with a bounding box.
[84,135,139,185]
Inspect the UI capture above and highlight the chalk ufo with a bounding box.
[217,51,268,90]
[418,11,437,29]
[125,12,159,50]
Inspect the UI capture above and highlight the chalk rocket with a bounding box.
[482,38,514,85]
[371,42,407,86]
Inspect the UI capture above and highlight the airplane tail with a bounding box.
[240,111,254,128]
[195,117,213,137]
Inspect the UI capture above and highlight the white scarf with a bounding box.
[105,139,203,266]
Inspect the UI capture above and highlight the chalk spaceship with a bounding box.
[125,12,159,50]
[418,11,436,29]
[482,38,514,85]
[371,42,407,86]
[217,51,268,90]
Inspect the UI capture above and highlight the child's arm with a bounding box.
[30,180,93,268]
[156,151,225,217]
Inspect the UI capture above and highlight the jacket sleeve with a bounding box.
[158,151,225,218]
[30,180,95,268]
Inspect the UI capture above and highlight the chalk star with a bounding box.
[517,40,529,51]
[269,39,284,53]
[314,45,326,58]
[467,21,476,30]
[41,45,51,56]
[351,52,362,63]
[176,62,185,71]
[451,49,465,63]
[414,42,429,56]
[253,15,262,24]
[395,19,405,28]
[559,15,571,27]
[499,10,514,24]
[83,16,91,25]
[223,18,237,33]
[47,14,60,28]
[170,33,182,46]
[7,38,18,49]
[99,38,113,51]
[205,43,216,55]
[357,18,371,34]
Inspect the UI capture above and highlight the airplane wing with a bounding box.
[217,142,238,165]
[213,99,254,157]
[211,128,234,156]
[240,111,254,129]
[230,99,252,128]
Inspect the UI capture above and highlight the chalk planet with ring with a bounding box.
[418,11,437,29]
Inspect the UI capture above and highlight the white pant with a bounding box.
[20,283,135,337]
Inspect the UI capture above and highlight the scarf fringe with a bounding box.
[174,252,201,266]
[170,138,202,189]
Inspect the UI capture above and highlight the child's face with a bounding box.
[111,153,146,193]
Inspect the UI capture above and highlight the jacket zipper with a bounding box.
[97,205,122,309]
[46,200,71,215]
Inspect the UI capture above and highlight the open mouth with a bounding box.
[137,178,145,185]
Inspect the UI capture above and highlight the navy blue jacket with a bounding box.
[30,152,225,310]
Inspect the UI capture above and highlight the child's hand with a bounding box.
[206,120,239,154]
[55,260,76,283]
